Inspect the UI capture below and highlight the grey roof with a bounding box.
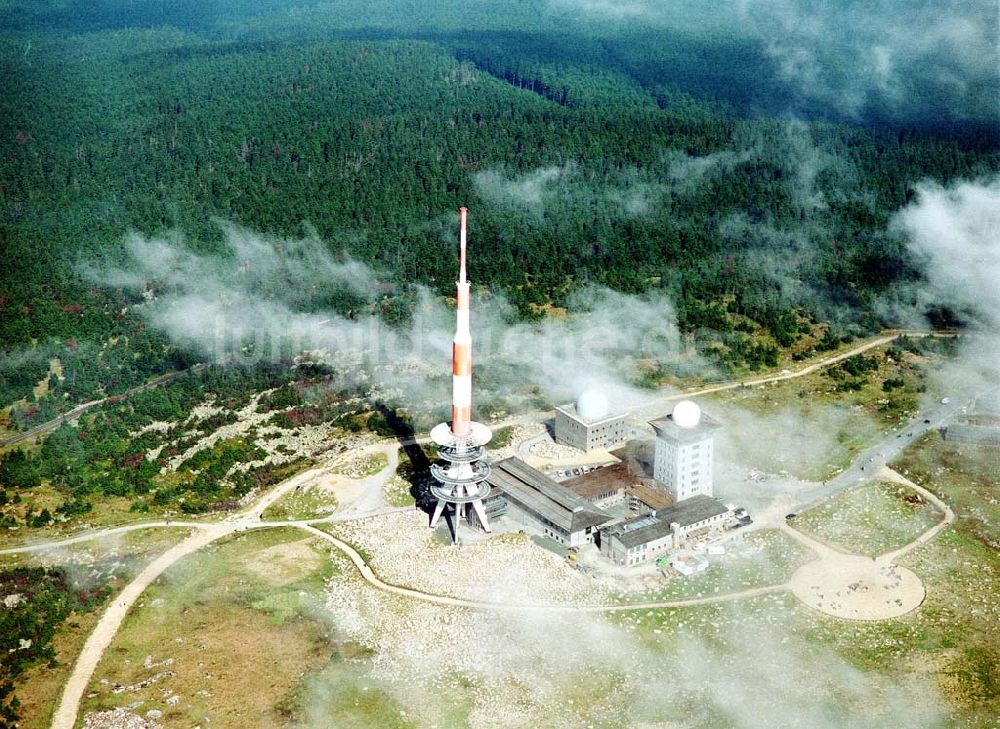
[602,495,729,549]
[486,457,612,534]
[649,410,722,443]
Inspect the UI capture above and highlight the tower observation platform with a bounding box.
[428,208,493,543]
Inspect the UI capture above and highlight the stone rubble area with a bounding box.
[529,434,590,460]
[319,544,745,729]
[82,708,162,729]
[145,390,379,479]
[329,449,389,479]
[491,423,545,460]
[161,393,273,471]
[128,420,173,438]
[329,510,611,607]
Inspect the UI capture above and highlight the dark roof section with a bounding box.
[601,495,729,549]
[626,481,672,510]
[649,410,722,443]
[487,457,612,534]
[610,441,655,477]
[562,462,672,510]
[562,462,633,499]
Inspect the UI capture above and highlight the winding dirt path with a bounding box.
[783,467,954,620]
[876,465,955,563]
[629,330,955,419]
[39,464,957,728]
[300,523,787,613]
[0,330,959,727]
[49,525,228,729]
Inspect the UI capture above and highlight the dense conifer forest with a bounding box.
[0,6,997,723]
[1,0,997,412]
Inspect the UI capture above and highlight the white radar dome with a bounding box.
[672,400,702,428]
[576,389,610,421]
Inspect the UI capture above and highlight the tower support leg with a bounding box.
[470,498,491,533]
[430,498,447,528]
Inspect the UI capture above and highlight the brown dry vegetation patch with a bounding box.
[243,537,324,586]
[15,611,102,729]
[5,528,192,728]
[81,529,335,728]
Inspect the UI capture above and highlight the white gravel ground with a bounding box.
[328,510,612,607]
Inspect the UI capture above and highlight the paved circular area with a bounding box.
[789,555,925,620]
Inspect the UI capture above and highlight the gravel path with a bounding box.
[0,330,962,727]
[302,523,788,612]
[50,525,227,729]
[35,458,958,728]
[876,465,956,563]
[782,465,954,621]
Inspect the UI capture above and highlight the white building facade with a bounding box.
[650,401,721,502]
[598,494,730,566]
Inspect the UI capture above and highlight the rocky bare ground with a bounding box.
[328,510,610,607]
[82,708,161,729]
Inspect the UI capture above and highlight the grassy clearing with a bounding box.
[615,592,946,727]
[0,488,180,550]
[893,433,1000,547]
[705,342,946,481]
[81,527,340,728]
[799,526,1000,726]
[382,474,416,507]
[5,528,191,729]
[0,490,219,549]
[261,484,338,521]
[792,434,1000,724]
[793,480,944,556]
[286,663,417,729]
[490,426,515,449]
[615,529,814,603]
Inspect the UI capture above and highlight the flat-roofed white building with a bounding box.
[555,390,628,453]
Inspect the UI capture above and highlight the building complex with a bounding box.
[422,208,731,563]
[599,495,730,566]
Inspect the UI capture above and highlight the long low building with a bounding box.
[478,457,613,547]
[599,494,730,566]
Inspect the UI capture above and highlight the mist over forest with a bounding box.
[0,0,997,411]
[1,4,999,728]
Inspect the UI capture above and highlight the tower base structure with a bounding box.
[429,421,493,544]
